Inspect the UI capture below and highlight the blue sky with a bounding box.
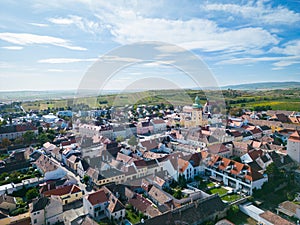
[0,0,299,91]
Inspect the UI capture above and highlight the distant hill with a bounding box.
[222,81,300,90]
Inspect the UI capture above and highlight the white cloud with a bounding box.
[95,8,278,55]
[218,55,300,70]
[2,46,23,50]
[0,32,86,51]
[48,15,102,34]
[48,17,74,25]
[270,40,300,56]
[202,1,300,25]
[38,58,97,64]
[29,22,49,27]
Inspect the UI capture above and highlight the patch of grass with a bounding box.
[126,210,142,224]
[207,182,215,188]
[221,194,242,202]
[208,187,228,196]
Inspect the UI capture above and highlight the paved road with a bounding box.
[49,156,93,195]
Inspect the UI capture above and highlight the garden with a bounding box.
[0,167,42,186]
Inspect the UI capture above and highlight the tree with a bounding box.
[37,133,50,145]
[26,188,39,201]
[173,190,182,199]
[38,126,43,135]
[116,136,124,143]
[128,136,138,146]
[1,138,11,148]
[83,175,90,184]
[178,174,187,189]
[228,205,239,216]
[23,131,35,145]
[265,163,279,181]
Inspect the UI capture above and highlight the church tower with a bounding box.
[191,96,203,126]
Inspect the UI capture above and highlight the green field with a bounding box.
[3,88,299,112]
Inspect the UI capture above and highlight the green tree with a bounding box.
[178,174,187,189]
[38,126,43,135]
[128,136,138,146]
[1,138,11,148]
[173,190,182,199]
[25,188,39,201]
[37,133,50,145]
[23,131,35,145]
[83,175,90,184]
[116,136,124,143]
[228,204,239,216]
[265,163,279,181]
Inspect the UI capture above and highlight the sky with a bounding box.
[0,0,300,91]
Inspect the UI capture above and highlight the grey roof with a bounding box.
[31,197,49,212]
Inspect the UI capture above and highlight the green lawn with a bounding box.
[208,187,228,196]
[221,194,242,202]
[207,182,215,188]
[126,210,142,224]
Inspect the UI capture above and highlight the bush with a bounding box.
[10,207,27,216]
[26,188,39,201]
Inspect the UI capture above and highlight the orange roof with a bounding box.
[289,130,300,141]
[218,158,231,171]
[178,158,189,173]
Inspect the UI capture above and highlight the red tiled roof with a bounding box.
[43,184,81,197]
[86,189,108,206]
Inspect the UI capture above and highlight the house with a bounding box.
[240,203,293,225]
[77,159,90,178]
[207,143,233,158]
[139,139,159,152]
[43,142,56,154]
[33,154,67,181]
[232,141,252,157]
[277,201,300,220]
[137,121,154,135]
[135,194,227,225]
[128,194,161,218]
[83,189,109,221]
[43,184,82,205]
[30,196,63,225]
[106,195,126,221]
[287,130,300,163]
[259,210,294,225]
[205,155,268,195]
[269,113,290,123]
[148,185,172,207]
[66,155,80,171]
[150,119,167,133]
[50,147,62,161]
[0,194,17,212]
[0,123,38,142]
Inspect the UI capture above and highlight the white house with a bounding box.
[150,118,167,133]
[83,189,109,221]
[30,196,63,225]
[205,155,268,195]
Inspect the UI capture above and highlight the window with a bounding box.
[34,219,37,224]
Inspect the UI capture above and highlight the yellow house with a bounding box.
[43,184,82,205]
